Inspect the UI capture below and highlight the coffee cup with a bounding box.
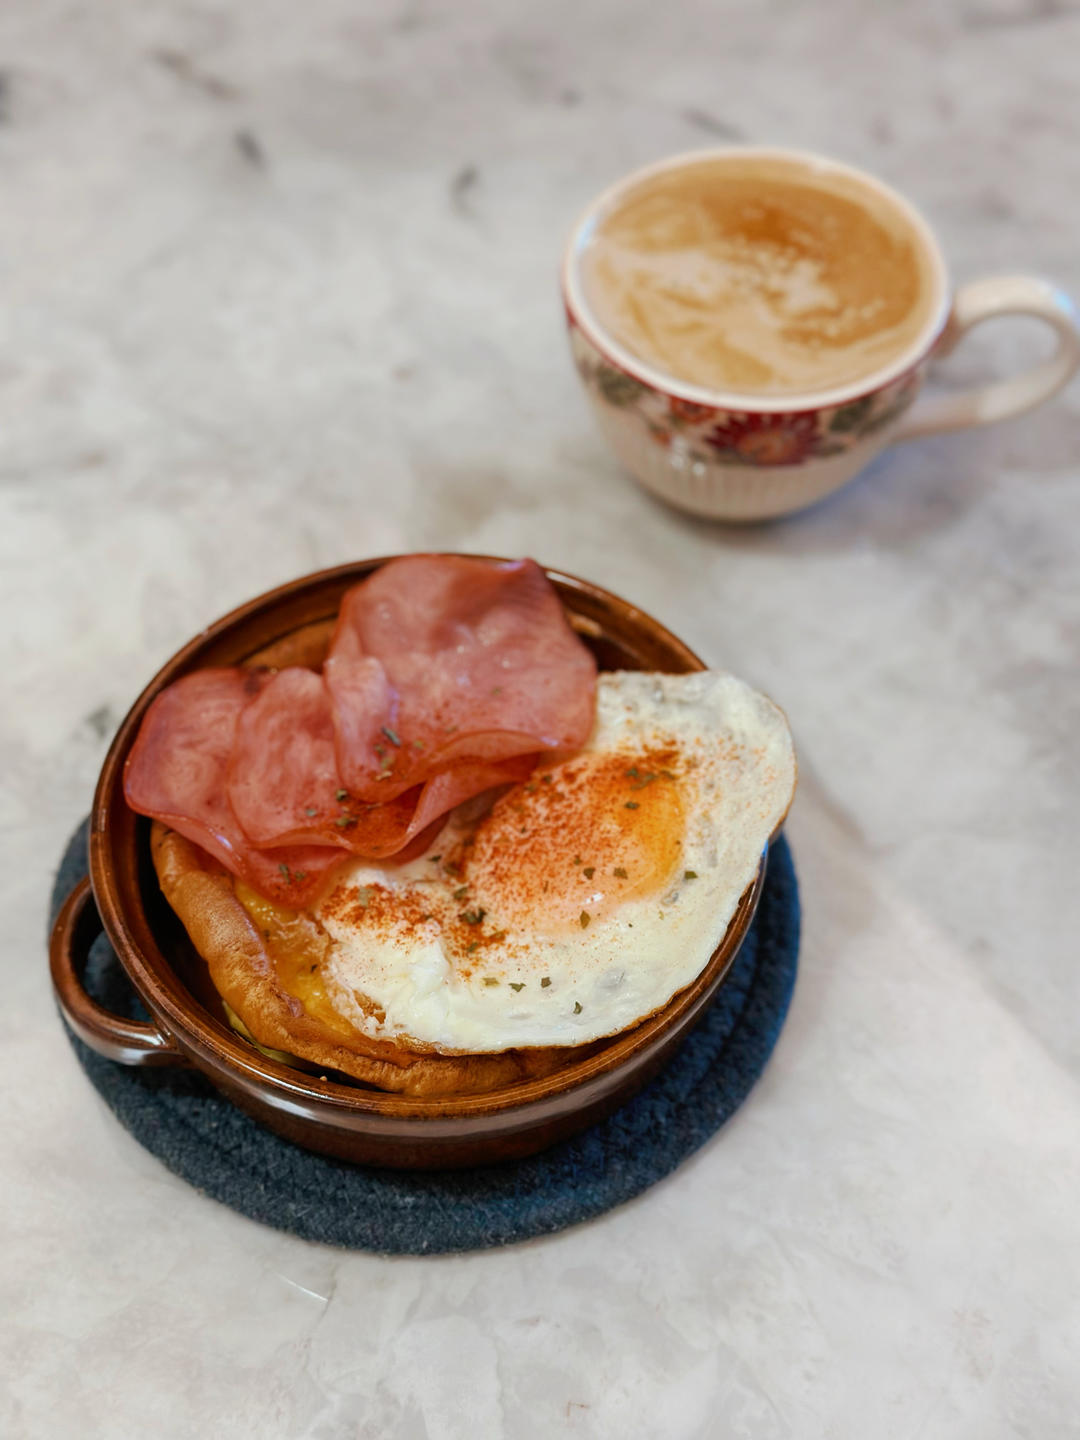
[562,147,1080,521]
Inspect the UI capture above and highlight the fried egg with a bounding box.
[312,670,795,1052]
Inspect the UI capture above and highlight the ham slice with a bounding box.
[227,667,536,853]
[226,667,409,853]
[123,669,344,908]
[408,752,538,834]
[326,556,596,800]
[124,557,598,904]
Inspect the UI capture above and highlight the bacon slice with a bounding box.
[227,666,536,853]
[326,556,597,800]
[123,670,343,908]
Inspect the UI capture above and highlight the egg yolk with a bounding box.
[237,748,688,1014]
[234,881,359,1040]
[462,750,686,935]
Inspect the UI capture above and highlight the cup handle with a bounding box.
[892,275,1080,442]
[50,877,187,1067]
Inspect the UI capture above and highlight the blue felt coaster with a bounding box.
[49,820,799,1255]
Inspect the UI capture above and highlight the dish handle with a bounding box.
[50,877,187,1067]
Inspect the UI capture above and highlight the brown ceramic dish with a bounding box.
[50,556,767,1170]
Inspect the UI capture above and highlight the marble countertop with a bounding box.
[4,1,1080,1435]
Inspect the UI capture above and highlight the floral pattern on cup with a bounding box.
[568,319,922,468]
[704,412,821,466]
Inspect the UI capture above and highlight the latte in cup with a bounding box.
[579,154,938,397]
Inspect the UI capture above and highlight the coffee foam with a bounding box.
[580,156,936,397]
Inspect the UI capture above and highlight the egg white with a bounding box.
[313,670,795,1052]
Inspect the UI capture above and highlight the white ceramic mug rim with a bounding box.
[561,145,952,414]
